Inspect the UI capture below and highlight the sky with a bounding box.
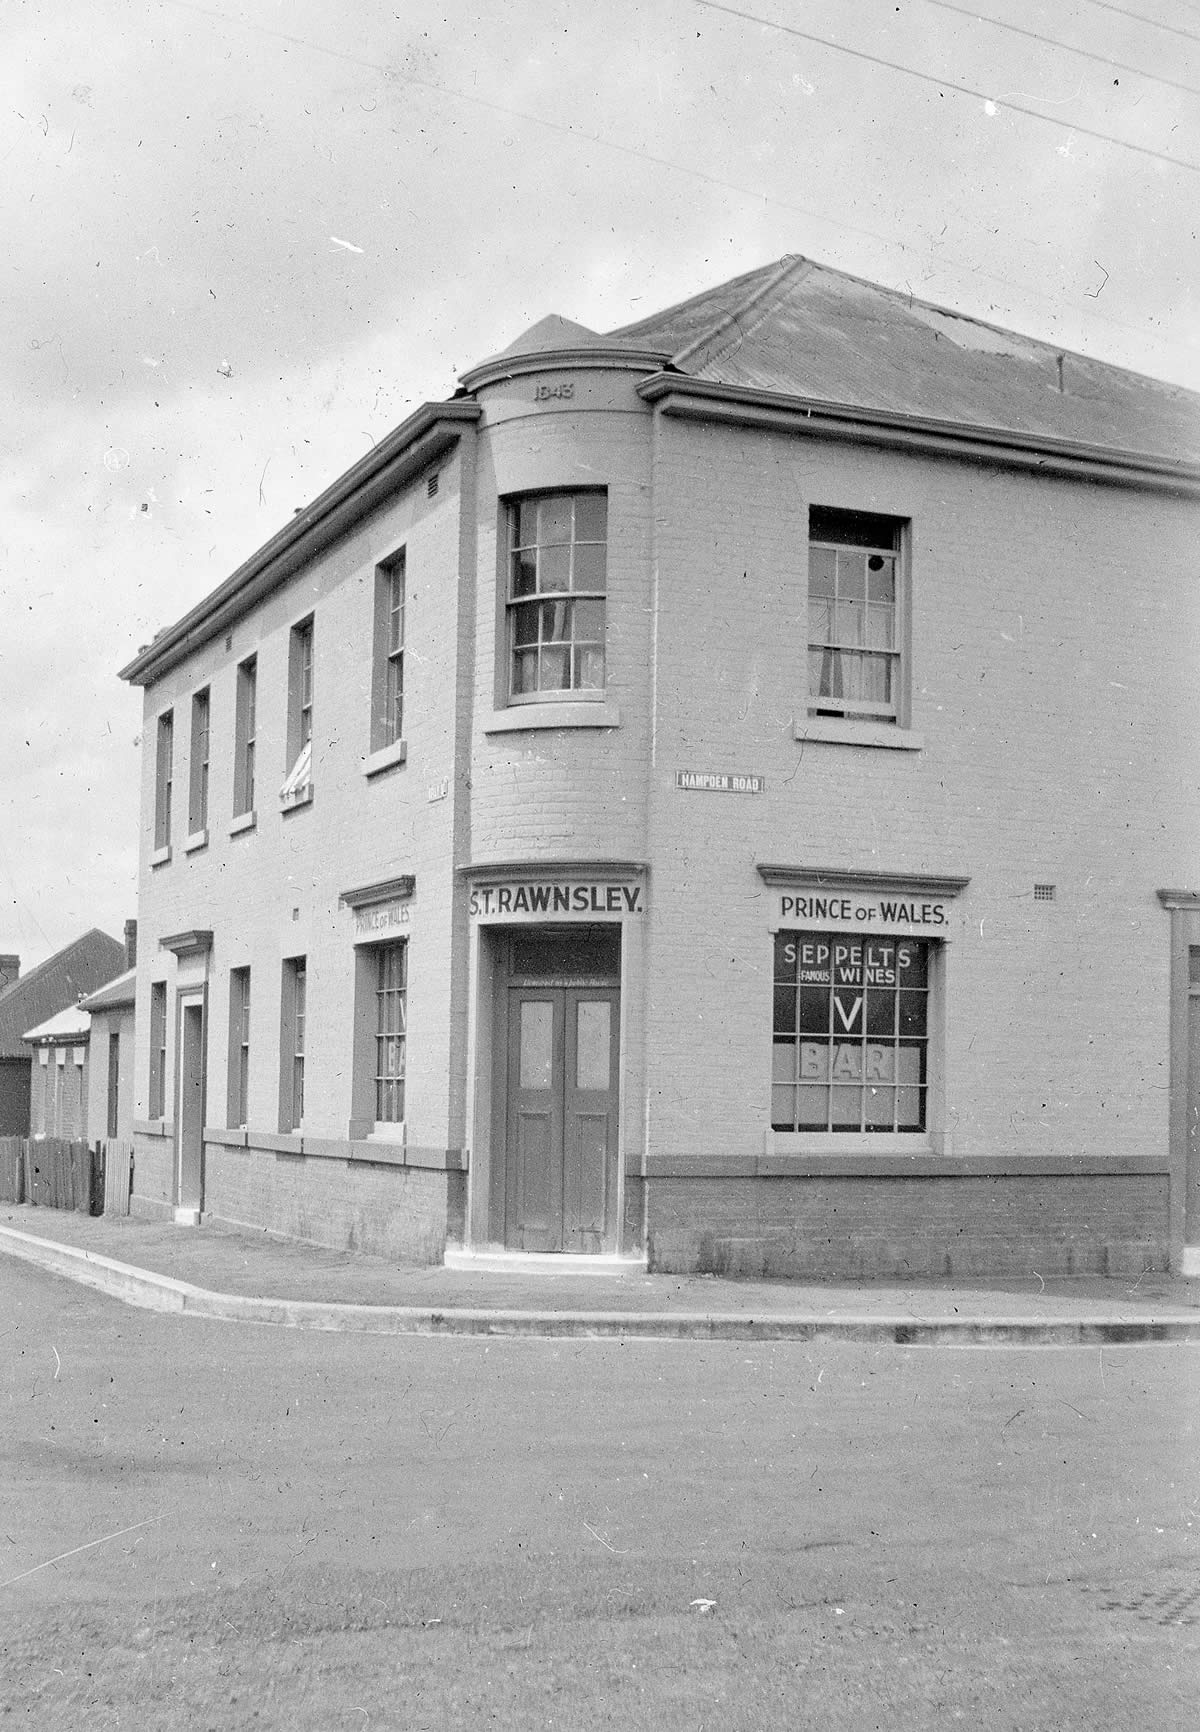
[2,0,1198,968]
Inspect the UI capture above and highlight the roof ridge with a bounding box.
[671,254,813,372]
[0,929,122,1005]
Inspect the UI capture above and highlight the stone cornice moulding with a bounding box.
[1157,889,1200,910]
[339,874,416,911]
[757,865,971,897]
[639,375,1200,498]
[159,929,214,956]
[457,859,649,884]
[120,403,481,687]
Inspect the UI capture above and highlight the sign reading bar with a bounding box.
[676,770,764,794]
[354,902,410,937]
[469,882,643,918]
[779,891,952,934]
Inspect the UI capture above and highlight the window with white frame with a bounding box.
[772,932,930,1133]
[506,492,606,701]
[374,941,406,1123]
[149,982,167,1119]
[281,620,314,805]
[807,507,905,723]
[154,711,173,852]
[189,688,210,835]
[370,553,406,752]
[233,656,257,817]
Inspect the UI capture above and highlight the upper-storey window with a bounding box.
[188,688,210,836]
[233,656,257,818]
[372,553,405,749]
[281,619,314,806]
[808,507,905,724]
[153,710,174,854]
[506,492,606,703]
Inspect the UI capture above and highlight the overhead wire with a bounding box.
[692,0,1200,172]
[921,0,1200,100]
[1079,0,1200,46]
[156,0,1189,365]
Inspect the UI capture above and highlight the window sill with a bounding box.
[362,739,407,779]
[485,701,621,734]
[184,829,209,854]
[347,1119,407,1145]
[766,1131,938,1157]
[794,717,923,751]
[280,783,313,812]
[229,810,257,836]
[150,844,172,868]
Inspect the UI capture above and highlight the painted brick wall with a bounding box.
[640,412,1200,1169]
[203,1142,463,1262]
[134,448,469,1166]
[646,1173,1170,1278]
[468,375,655,867]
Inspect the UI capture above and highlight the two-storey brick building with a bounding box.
[120,256,1200,1277]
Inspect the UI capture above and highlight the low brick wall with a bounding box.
[645,1172,1171,1279]
[203,1140,465,1264]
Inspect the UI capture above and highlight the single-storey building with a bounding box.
[0,930,128,1135]
[119,256,1200,1275]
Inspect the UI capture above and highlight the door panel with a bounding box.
[506,993,563,1252]
[561,990,618,1252]
[177,1000,205,1210]
[504,984,619,1252]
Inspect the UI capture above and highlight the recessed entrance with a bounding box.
[176,996,206,1220]
[496,926,620,1253]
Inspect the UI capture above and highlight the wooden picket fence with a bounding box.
[0,1136,112,1215]
[102,1139,134,1216]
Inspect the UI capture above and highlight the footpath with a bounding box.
[2,1205,1199,1345]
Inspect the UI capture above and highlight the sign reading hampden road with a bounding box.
[469,883,644,917]
[675,770,765,793]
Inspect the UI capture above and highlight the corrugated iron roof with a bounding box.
[608,255,1200,465]
[24,1006,91,1043]
[81,965,136,1013]
[0,930,125,1059]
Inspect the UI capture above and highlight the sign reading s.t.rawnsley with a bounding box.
[469,882,643,917]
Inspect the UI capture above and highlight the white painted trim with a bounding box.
[795,718,924,751]
[444,1248,648,1275]
[485,701,620,733]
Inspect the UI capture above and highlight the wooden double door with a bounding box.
[500,928,620,1253]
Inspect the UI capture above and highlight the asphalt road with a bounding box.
[2,1258,1197,1730]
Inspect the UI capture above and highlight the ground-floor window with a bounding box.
[149,982,167,1119]
[374,941,407,1123]
[772,932,930,1132]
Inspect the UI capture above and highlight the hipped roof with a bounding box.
[606,256,1200,467]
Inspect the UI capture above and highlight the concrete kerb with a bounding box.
[3,1223,1199,1345]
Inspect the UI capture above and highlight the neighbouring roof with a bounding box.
[607,255,1200,467]
[24,1006,91,1044]
[81,966,137,1014]
[0,930,126,1060]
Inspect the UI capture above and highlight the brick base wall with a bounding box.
[130,1134,174,1214]
[203,1142,465,1263]
[646,1173,1170,1278]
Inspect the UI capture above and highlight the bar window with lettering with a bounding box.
[772,932,929,1132]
